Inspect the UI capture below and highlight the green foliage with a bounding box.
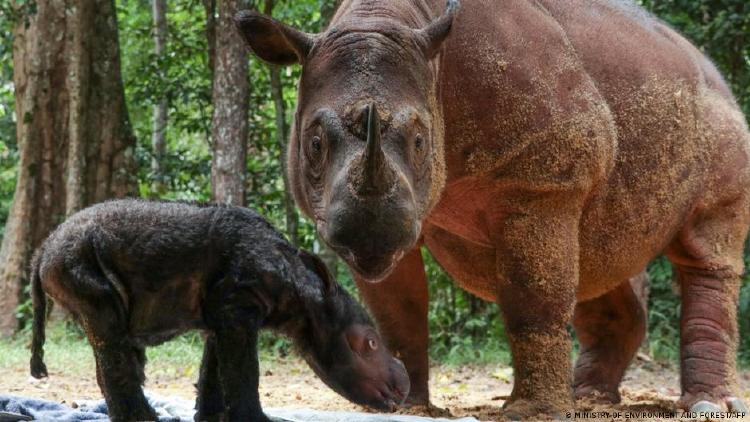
[740,252,750,365]
[119,0,214,201]
[424,249,510,365]
[646,257,680,362]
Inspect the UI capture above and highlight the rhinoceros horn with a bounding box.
[357,103,393,195]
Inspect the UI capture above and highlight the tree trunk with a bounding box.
[0,0,137,336]
[151,0,168,196]
[210,0,249,206]
[264,0,299,246]
[269,66,300,246]
[204,0,217,77]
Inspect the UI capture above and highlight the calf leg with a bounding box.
[573,275,647,403]
[195,334,224,422]
[213,326,268,422]
[62,263,155,422]
[204,282,269,422]
[666,199,749,413]
[91,338,155,422]
[81,307,154,421]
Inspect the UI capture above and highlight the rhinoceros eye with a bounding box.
[306,130,327,178]
[412,133,429,172]
[368,338,378,351]
[311,136,322,153]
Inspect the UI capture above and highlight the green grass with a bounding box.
[0,321,320,381]
[0,323,207,377]
[0,319,511,377]
[430,335,511,366]
[0,323,96,376]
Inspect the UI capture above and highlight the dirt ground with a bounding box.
[2,354,749,421]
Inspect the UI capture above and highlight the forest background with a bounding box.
[0,0,748,368]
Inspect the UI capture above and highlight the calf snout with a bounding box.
[390,357,410,405]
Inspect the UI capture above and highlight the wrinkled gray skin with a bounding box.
[235,3,455,279]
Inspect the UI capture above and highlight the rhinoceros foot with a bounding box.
[398,402,452,418]
[502,397,569,421]
[679,393,749,418]
[573,384,621,404]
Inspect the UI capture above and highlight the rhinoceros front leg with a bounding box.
[354,246,431,407]
[493,197,580,419]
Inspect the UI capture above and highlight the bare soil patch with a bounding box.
[2,355,748,421]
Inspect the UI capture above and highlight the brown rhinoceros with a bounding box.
[235,0,750,418]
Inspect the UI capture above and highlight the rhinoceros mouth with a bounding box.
[343,248,406,282]
[316,215,413,282]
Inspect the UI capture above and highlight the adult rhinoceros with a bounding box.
[235,0,750,418]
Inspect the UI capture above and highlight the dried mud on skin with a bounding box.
[1,358,748,421]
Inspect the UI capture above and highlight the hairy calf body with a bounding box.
[29,199,409,422]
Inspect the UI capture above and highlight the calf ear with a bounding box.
[234,10,315,65]
[298,250,336,293]
[415,0,460,59]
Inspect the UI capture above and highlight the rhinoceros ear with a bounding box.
[234,10,315,65]
[298,249,336,294]
[415,0,459,59]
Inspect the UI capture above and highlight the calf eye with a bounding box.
[368,338,378,350]
[415,134,423,151]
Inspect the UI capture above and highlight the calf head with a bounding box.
[296,251,410,410]
[236,2,458,281]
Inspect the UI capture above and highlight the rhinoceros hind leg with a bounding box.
[666,196,749,412]
[572,275,647,403]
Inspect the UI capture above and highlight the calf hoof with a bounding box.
[30,357,48,379]
[574,384,621,404]
[502,398,569,421]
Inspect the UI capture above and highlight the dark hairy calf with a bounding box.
[29,199,409,422]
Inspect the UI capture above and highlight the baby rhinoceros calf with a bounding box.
[29,199,410,422]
